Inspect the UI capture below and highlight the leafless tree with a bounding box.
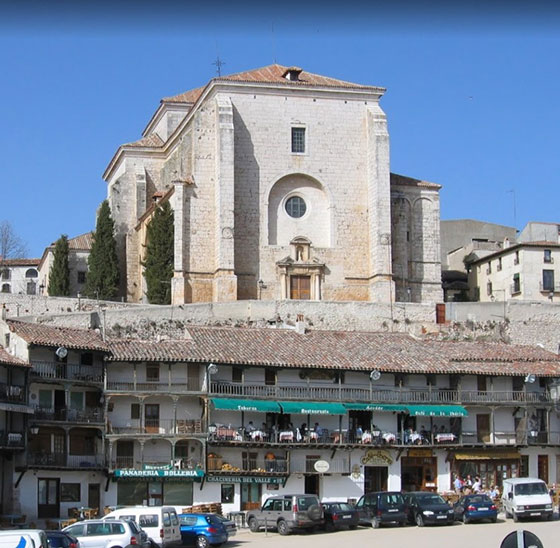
[0,220,28,260]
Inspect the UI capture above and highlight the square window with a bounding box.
[146,365,160,382]
[61,483,81,502]
[77,271,87,284]
[291,127,305,153]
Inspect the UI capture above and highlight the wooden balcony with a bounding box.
[31,361,103,383]
[0,383,26,404]
[210,381,552,405]
[25,452,105,469]
[108,418,202,436]
[32,406,103,424]
[106,379,201,393]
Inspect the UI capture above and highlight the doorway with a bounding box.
[145,404,160,433]
[241,483,261,511]
[290,276,310,300]
[304,474,320,496]
[401,457,437,491]
[38,478,60,518]
[364,466,388,493]
[54,390,65,420]
[538,455,549,483]
[88,484,100,511]
[477,414,490,443]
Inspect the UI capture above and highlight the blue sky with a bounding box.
[1,1,559,257]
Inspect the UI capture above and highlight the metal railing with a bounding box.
[27,452,105,468]
[106,380,201,392]
[108,418,202,435]
[32,406,103,423]
[109,456,203,471]
[0,383,26,404]
[0,431,25,448]
[31,361,103,383]
[207,456,288,473]
[210,382,552,404]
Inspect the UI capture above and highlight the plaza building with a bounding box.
[103,64,443,305]
[1,317,560,520]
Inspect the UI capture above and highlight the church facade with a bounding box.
[103,65,443,304]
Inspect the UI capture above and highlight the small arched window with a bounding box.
[25,268,38,278]
[1,283,11,293]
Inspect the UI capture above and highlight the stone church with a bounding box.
[102,64,443,304]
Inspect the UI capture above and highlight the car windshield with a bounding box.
[296,497,317,510]
[329,503,353,511]
[417,495,446,505]
[468,495,491,504]
[514,482,548,495]
[379,493,404,507]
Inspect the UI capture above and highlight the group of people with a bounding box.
[453,474,500,498]
[244,420,324,442]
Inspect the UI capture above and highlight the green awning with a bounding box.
[405,405,468,417]
[278,401,347,415]
[343,403,409,412]
[210,398,281,413]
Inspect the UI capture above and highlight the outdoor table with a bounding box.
[361,432,373,443]
[279,431,293,442]
[382,432,396,443]
[250,430,265,441]
[409,432,421,444]
[436,433,456,443]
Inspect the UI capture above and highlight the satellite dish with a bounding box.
[55,347,68,359]
[370,370,381,381]
[207,363,218,375]
[525,374,536,384]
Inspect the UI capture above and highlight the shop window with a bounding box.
[164,482,193,506]
[61,483,81,502]
[221,484,234,504]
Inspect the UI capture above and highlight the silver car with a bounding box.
[63,519,150,548]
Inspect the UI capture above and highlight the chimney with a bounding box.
[283,67,303,81]
[503,238,510,248]
[295,314,306,335]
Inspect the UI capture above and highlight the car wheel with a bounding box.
[513,512,519,523]
[248,517,259,532]
[277,520,290,536]
[416,514,424,527]
[371,518,380,529]
[196,535,209,548]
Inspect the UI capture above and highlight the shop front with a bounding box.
[361,449,392,492]
[451,450,521,489]
[401,449,438,492]
[112,468,204,506]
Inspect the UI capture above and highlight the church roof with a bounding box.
[124,134,165,148]
[163,64,381,104]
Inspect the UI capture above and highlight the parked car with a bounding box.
[403,492,454,526]
[0,530,48,548]
[46,531,80,548]
[453,494,498,524]
[211,516,236,539]
[246,494,323,535]
[63,519,150,548]
[178,514,228,548]
[321,502,359,531]
[502,477,553,522]
[103,506,181,547]
[355,491,407,528]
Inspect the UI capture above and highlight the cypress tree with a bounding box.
[85,200,120,300]
[48,235,70,296]
[143,201,174,304]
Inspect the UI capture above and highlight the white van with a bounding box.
[502,477,553,522]
[0,530,48,548]
[102,506,180,547]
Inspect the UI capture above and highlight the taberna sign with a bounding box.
[114,469,205,479]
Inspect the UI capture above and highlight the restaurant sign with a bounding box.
[361,449,393,466]
[143,463,172,471]
[206,475,285,484]
[114,469,204,479]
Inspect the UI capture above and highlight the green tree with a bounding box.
[143,201,174,304]
[85,200,120,300]
[48,235,70,296]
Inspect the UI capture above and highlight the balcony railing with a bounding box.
[539,282,560,293]
[207,456,288,474]
[210,382,552,404]
[106,380,201,392]
[0,383,26,404]
[0,431,25,448]
[31,362,103,383]
[108,418,202,435]
[110,455,203,471]
[26,452,105,468]
[32,406,103,423]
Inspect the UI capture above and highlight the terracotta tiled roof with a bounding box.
[163,86,205,104]
[7,320,109,352]
[68,232,94,250]
[124,134,164,148]
[163,65,382,104]
[0,258,40,267]
[107,326,560,376]
[0,346,30,367]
